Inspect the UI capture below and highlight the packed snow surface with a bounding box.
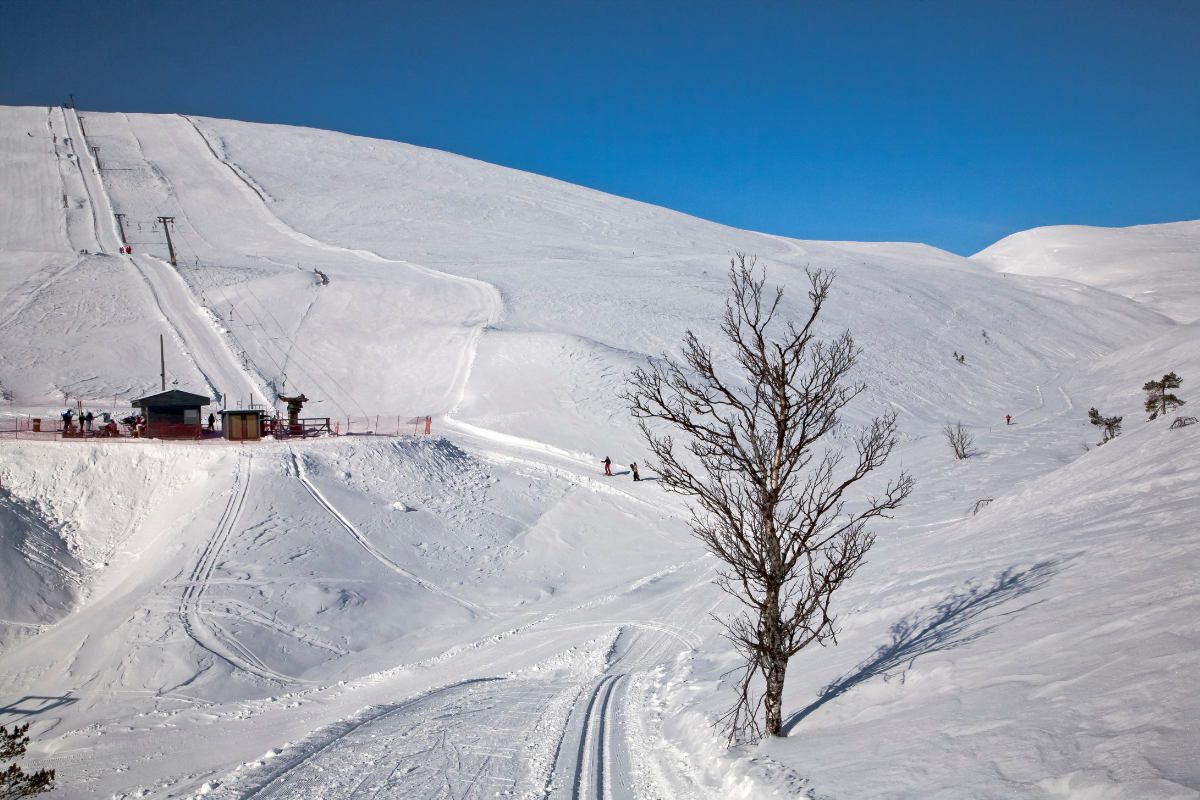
[1,104,1198,799]
[971,220,1200,323]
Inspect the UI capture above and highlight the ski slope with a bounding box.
[1,104,1198,799]
[972,220,1200,323]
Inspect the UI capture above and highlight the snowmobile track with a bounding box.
[178,453,300,684]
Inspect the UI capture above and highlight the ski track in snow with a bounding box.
[3,107,1199,800]
[178,452,299,685]
[290,449,491,618]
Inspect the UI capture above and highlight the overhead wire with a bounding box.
[169,224,354,417]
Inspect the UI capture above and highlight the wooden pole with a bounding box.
[160,334,165,391]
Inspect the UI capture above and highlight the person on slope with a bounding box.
[1006,414,1011,426]
[602,456,612,476]
[61,409,73,434]
[630,462,640,482]
[84,411,94,434]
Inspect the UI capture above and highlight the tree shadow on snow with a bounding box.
[782,559,1062,734]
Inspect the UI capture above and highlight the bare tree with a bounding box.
[943,422,974,459]
[624,255,912,741]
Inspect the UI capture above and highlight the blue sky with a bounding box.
[2,0,1197,255]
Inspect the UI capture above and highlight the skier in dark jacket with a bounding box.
[602,456,612,476]
[84,411,94,433]
[207,412,216,432]
[630,462,640,481]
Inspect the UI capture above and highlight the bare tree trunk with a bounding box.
[762,593,788,737]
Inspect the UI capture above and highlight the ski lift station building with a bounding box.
[132,390,210,439]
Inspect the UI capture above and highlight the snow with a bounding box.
[971,220,1200,323]
[1,103,1198,799]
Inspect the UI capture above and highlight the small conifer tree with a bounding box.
[1142,373,1185,420]
[1087,407,1122,444]
[1,724,55,797]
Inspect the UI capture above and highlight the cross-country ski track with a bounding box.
[4,104,1198,799]
[68,110,703,798]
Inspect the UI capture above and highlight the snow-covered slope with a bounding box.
[971,220,1200,323]
[1,104,1199,799]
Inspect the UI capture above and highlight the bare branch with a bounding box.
[624,255,913,741]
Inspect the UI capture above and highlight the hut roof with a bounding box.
[131,390,211,409]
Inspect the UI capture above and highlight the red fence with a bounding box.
[1,414,434,441]
[0,415,207,441]
[340,416,432,436]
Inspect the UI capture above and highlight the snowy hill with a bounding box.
[971,220,1200,323]
[1,104,1198,799]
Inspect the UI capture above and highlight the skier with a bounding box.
[61,409,72,434]
[630,462,640,482]
[208,412,216,432]
[1006,414,1011,426]
[602,456,612,476]
[84,411,94,434]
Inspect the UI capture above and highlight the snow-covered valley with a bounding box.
[1,103,1198,799]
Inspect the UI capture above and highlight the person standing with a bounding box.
[630,462,640,481]
[602,456,612,476]
[208,412,216,432]
[84,411,94,434]
[1006,414,1011,426]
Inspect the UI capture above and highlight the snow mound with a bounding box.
[971,220,1200,323]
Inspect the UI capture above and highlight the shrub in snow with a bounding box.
[1170,416,1197,429]
[1087,407,1123,445]
[1143,372,1185,420]
[625,255,912,741]
[943,422,974,459]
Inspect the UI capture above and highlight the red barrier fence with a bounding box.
[0,415,205,441]
[340,416,432,436]
[1,414,433,441]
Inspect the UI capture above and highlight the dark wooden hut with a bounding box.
[131,390,210,439]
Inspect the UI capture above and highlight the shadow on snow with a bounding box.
[783,559,1063,734]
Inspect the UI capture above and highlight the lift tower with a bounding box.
[157,216,177,265]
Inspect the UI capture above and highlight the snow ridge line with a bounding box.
[180,115,270,203]
[289,450,490,617]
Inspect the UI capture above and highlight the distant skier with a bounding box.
[1006,414,1011,426]
[602,456,612,476]
[630,462,640,482]
[61,409,72,433]
[208,412,216,432]
[84,411,94,433]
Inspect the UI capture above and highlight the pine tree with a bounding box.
[1,724,55,797]
[1142,372,1185,420]
[1087,407,1122,444]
